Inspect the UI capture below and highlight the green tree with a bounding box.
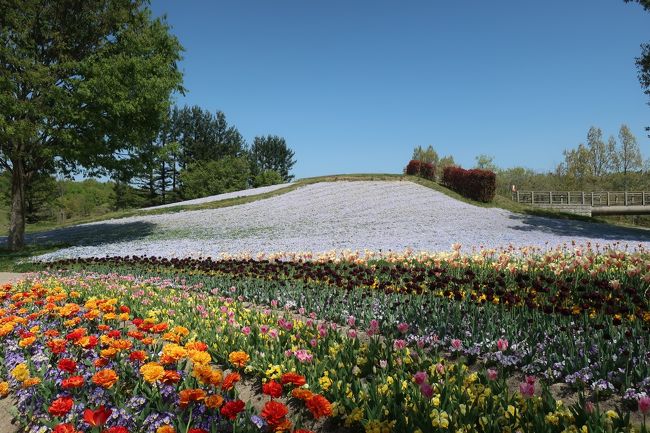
[249,135,296,182]
[586,127,617,177]
[437,155,457,178]
[624,0,650,136]
[0,0,183,250]
[253,170,284,188]
[618,124,643,190]
[175,106,245,167]
[180,157,250,200]
[474,154,497,171]
[561,143,593,189]
[411,145,439,165]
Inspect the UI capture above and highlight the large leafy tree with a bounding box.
[625,0,650,136]
[0,0,183,250]
[249,135,296,182]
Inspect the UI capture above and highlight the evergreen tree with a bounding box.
[249,136,296,182]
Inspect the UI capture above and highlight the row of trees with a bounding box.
[119,105,295,207]
[0,105,297,220]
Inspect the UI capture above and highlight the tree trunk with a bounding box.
[160,161,167,204]
[8,159,26,251]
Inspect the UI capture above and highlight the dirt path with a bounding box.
[0,273,24,433]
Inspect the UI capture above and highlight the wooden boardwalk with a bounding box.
[512,191,650,216]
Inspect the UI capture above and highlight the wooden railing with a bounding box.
[512,191,650,207]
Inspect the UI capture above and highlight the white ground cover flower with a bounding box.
[28,181,650,260]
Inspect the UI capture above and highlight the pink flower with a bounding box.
[525,375,536,385]
[347,329,357,339]
[294,349,313,363]
[260,325,269,334]
[298,307,305,315]
[397,322,409,334]
[639,396,650,415]
[451,339,462,350]
[413,371,427,385]
[268,329,278,338]
[310,339,317,348]
[519,381,535,398]
[416,339,425,349]
[435,363,445,375]
[420,382,433,398]
[497,339,509,352]
[347,316,356,327]
[367,320,380,336]
[379,360,387,369]
[270,300,278,307]
[487,369,498,381]
[585,401,595,414]
[241,326,251,336]
[393,339,407,350]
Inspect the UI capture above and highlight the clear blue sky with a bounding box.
[150,0,650,179]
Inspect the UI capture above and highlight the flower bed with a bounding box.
[0,282,330,433]
[8,269,648,432]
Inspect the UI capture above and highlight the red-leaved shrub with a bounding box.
[442,166,496,202]
[404,160,436,181]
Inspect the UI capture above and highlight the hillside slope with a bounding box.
[26,180,650,260]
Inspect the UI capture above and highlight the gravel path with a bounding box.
[18,181,650,261]
[142,182,293,210]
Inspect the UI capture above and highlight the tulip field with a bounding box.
[1,244,650,432]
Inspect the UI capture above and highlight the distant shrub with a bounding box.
[405,160,436,181]
[442,166,496,202]
[253,170,284,188]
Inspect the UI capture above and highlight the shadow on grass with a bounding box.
[0,244,71,271]
[506,213,650,242]
[0,221,157,250]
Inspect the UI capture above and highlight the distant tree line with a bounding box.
[409,124,650,224]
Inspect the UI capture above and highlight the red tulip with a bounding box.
[83,405,112,427]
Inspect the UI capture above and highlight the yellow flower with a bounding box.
[18,337,36,348]
[319,374,333,392]
[140,362,165,383]
[188,350,211,365]
[605,410,618,419]
[162,343,188,362]
[11,363,29,382]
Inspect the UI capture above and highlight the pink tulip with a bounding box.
[393,339,407,350]
[639,396,650,415]
[413,371,427,385]
[497,338,509,352]
[451,339,462,350]
[397,322,409,334]
[420,383,434,398]
[487,369,498,381]
[519,381,535,398]
[347,315,356,327]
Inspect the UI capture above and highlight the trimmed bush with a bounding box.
[442,166,496,202]
[404,160,436,181]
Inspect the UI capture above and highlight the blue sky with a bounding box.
[150,0,650,179]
